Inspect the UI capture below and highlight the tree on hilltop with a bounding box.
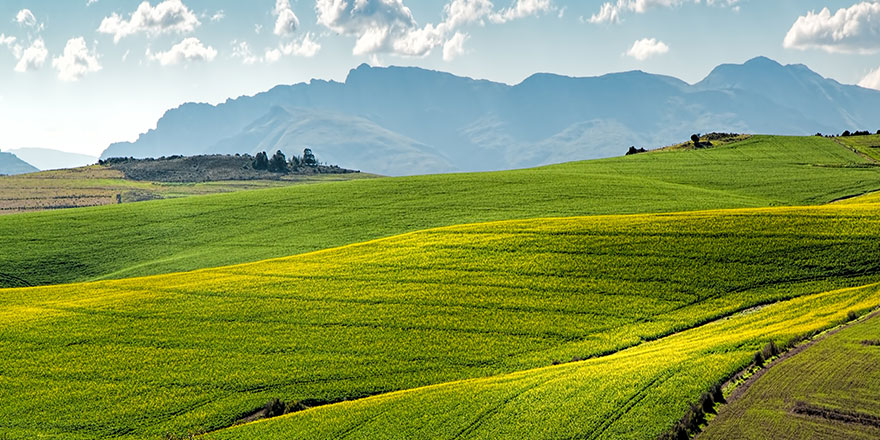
[268,150,288,172]
[302,148,318,167]
[253,152,269,170]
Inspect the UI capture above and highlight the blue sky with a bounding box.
[1,0,880,156]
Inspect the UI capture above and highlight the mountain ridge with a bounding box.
[101,57,880,175]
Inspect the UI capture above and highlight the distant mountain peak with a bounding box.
[743,56,782,67]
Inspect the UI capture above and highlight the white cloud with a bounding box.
[444,0,495,28]
[589,0,739,24]
[231,40,260,64]
[14,38,48,73]
[264,48,282,63]
[626,37,669,60]
[210,10,225,22]
[51,37,101,81]
[87,0,99,6]
[147,37,217,65]
[262,33,323,63]
[442,31,468,61]
[490,0,554,23]
[98,0,200,43]
[16,9,37,27]
[859,66,880,90]
[315,0,554,59]
[279,32,321,57]
[784,2,880,54]
[274,0,300,36]
[0,34,16,48]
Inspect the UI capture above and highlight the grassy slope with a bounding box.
[206,283,880,440]
[699,313,880,440]
[3,135,880,288]
[4,199,880,438]
[836,134,880,161]
[0,165,374,215]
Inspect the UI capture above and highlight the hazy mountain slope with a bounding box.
[100,57,880,175]
[8,148,97,170]
[209,106,455,175]
[0,151,39,175]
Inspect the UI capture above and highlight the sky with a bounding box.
[1,0,880,156]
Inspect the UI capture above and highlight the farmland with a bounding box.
[4,135,880,288]
[205,281,880,440]
[699,311,880,440]
[0,165,373,215]
[3,197,880,438]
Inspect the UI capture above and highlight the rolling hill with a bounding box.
[100,57,880,175]
[4,135,880,288]
[3,197,880,438]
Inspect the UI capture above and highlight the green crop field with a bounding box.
[699,312,880,440]
[836,134,880,162]
[4,196,880,438]
[3,135,880,288]
[205,282,880,440]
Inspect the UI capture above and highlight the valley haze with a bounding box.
[102,57,880,176]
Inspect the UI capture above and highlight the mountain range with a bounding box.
[0,151,39,175]
[8,148,97,171]
[101,56,880,176]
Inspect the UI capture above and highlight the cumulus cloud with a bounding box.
[14,39,48,73]
[589,0,739,24]
[98,0,200,43]
[231,40,260,64]
[147,37,217,65]
[16,9,37,27]
[51,37,101,81]
[491,0,554,23]
[263,33,322,62]
[280,32,321,57]
[442,31,468,61]
[315,0,553,59]
[0,34,16,48]
[784,2,880,54]
[859,66,880,90]
[274,0,300,36]
[626,37,669,60]
[210,10,225,22]
[444,0,495,28]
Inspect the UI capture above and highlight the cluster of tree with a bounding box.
[626,146,648,155]
[690,134,713,149]
[817,130,880,137]
[252,148,319,173]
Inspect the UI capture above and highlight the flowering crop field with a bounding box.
[3,135,880,289]
[207,283,880,440]
[3,198,880,438]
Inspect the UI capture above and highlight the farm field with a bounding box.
[3,197,880,438]
[0,165,373,215]
[836,134,880,162]
[3,134,880,288]
[205,281,880,440]
[699,311,880,440]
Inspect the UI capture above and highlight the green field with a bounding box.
[699,312,880,440]
[206,282,880,440]
[3,197,880,438]
[836,134,880,161]
[3,135,880,288]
